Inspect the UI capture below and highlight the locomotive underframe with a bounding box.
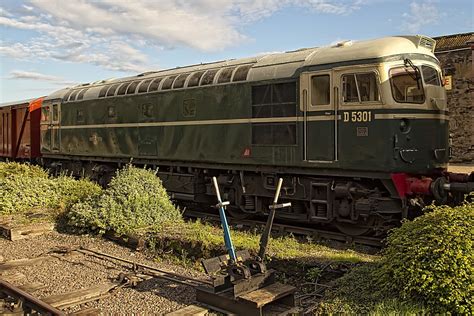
[41,155,404,236]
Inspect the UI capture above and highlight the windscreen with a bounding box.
[389,67,425,104]
[422,65,441,86]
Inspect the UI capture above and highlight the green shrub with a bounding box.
[0,174,60,214]
[54,176,102,214]
[0,162,101,216]
[0,161,49,179]
[67,165,182,235]
[378,202,474,314]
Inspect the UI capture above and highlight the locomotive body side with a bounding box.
[42,36,448,173]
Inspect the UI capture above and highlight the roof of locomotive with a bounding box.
[45,35,437,103]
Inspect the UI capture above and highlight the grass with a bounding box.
[152,220,374,265]
[314,263,428,314]
[150,220,427,314]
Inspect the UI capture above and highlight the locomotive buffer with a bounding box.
[196,177,296,315]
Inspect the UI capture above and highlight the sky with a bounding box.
[0,0,472,103]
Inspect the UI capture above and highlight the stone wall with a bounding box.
[435,48,474,163]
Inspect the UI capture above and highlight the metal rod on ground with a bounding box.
[78,247,211,286]
[258,178,291,260]
[212,176,237,263]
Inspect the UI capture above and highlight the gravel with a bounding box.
[0,231,207,314]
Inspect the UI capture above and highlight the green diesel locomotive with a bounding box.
[38,35,473,236]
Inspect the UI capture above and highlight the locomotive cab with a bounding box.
[381,56,472,206]
[383,56,449,173]
[298,36,450,173]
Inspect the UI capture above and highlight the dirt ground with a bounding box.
[448,164,474,174]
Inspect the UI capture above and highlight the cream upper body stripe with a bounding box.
[374,113,449,120]
[59,116,338,129]
[58,113,447,129]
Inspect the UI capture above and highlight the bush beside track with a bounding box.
[67,165,182,235]
[379,201,473,314]
[0,161,472,314]
[0,162,101,218]
[317,200,474,314]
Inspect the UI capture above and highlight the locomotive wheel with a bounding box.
[335,217,376,236]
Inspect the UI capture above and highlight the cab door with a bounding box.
[40,104,51,153]
[50,103,60,152]
[300,70,337,162]
[40,102,61,153]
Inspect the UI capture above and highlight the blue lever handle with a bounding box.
[212,177,237,263]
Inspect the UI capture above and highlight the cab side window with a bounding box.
[52,104,59,122]
[41,106,50,122]
[311,75,330,106]
[342,72,379,103]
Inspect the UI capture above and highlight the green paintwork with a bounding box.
[38,35,448,178]
[51,77,448,177]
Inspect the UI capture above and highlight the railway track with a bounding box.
[1,244,309,315]
[183,209,383,248]
[0,246,211,315]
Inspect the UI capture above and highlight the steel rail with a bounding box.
[0,278,65,316]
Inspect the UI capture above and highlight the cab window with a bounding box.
[422,65,441,86]
[342,72,379,103]
[389,67,425,104]
[41,106,50,122]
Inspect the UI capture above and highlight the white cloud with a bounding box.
[0,7,13,17]
[1,0,364,74]
[0,42,52,60]
[256,50,285,56]
[401,1,440,33]
[8,70,78,85]
[27,0,245,51]
[22,5,34,11]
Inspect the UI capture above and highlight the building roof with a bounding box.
[433,32,474,52]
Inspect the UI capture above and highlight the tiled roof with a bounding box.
[433,32,473,51]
